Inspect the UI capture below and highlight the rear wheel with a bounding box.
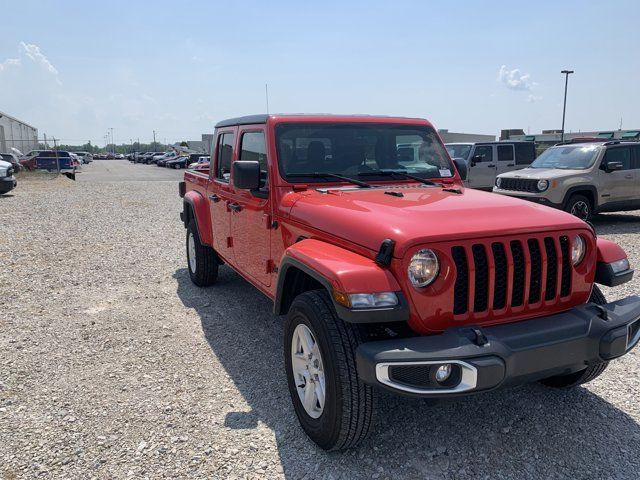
[284,290,376,451]
[186,219,218,286]
[565,194,592,221]
[539,286,609,388]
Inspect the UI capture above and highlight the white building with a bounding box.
[0,111,38,153]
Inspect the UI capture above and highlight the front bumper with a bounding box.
[0,176,17,193]
[356,296,640,396]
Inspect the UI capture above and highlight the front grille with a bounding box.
[499,177,539,192]
[6,167,13,177]
[452,234,573,316]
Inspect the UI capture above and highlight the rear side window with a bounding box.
[497,145,514,162]
[632,145,640,169]
[604,147,632,170]
[514,143,536,165]
[216,133,234,181]
[240,131,268,191]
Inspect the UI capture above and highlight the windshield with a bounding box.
[445,144,472,160]
[276,123,455,182]
[530,145,600,170]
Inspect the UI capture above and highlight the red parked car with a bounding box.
[179,114,639,450]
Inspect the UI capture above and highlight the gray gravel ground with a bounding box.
[1,160,639,479]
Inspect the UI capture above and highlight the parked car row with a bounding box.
[14,150,87,171]
[93,153,125,160]
[128,151,210,170]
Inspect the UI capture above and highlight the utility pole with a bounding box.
[153,130,157,151]
[53,137,60,173]
[560,70,574,143]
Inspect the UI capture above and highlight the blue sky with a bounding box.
[1,0,638,147]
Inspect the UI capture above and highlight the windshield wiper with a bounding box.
[287,172,372,188]
[357,170,438,186]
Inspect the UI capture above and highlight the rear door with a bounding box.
[227,126,272,287]
[496,144,516,176]
[208,128,236,261]
[468,145,495,189]
[598,145,635,207]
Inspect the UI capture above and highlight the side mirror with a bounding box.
[604,161,623,172]
[233,161,261,190]
[453,158,468,180]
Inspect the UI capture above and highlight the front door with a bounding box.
[228,127,272,287]
[208,129,236,262]
[468,145,496,189]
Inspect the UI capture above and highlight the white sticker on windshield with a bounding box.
[439,168,452,177]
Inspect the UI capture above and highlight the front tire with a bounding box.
[539,286,609,388]
[565,194,592,221]
[186,219,218,286]
[284,290,376,451]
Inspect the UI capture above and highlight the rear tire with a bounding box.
[539,286,608,388]
[565,194,592,221]
[284,290,376,451]
[186,219,218,286]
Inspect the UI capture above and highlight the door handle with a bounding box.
[209,194,220,203]
[625,174,633,179]
[487,164,495,167]
[227,202,242,212]
[506,163,515,167]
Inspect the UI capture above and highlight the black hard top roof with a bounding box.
[215,114,269,128]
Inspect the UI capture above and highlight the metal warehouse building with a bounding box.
[0,111,38,153]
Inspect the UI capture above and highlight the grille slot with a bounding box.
[452,234,571,318]
[544,237,558,300]
[510,240,525,307]
[472,244,489,312]
[560,236,571,297]
[492,243,508,310]
[527,239,542,304]
[452,246,469,315]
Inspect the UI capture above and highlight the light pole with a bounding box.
[560,70,574,143]
[109,127,114,154]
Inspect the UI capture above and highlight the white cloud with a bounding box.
[526,94,543,103]
[20,42,60,80]
[497,65,536,91]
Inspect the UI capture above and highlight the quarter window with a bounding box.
[216,132,234,181]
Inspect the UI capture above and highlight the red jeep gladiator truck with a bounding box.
[179,114,639,450]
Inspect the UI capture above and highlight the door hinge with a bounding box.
[266,260,278,274]
[226,237,233,248]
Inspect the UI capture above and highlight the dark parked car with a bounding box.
[167,153,206,169]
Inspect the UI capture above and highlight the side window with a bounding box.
[515,143,536,165]
[497,145,514,162]
[240,131,268,191]
[632,145,640,169]
[603,147,632,170]
[215,132,234,182]
[473,145,493,162]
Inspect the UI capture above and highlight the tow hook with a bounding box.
[593,304,609,321]
[463,327,489,346]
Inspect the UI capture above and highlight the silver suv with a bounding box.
[493,141,640,220]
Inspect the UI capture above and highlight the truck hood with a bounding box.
[499,167,585,180]
[286,185,588,257]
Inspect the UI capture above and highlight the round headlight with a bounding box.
[408,249,439,288]
[537,179,549,191]
[571,235,586,266]
[495,177,502,188]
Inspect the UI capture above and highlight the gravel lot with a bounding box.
[1,160,639,479]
